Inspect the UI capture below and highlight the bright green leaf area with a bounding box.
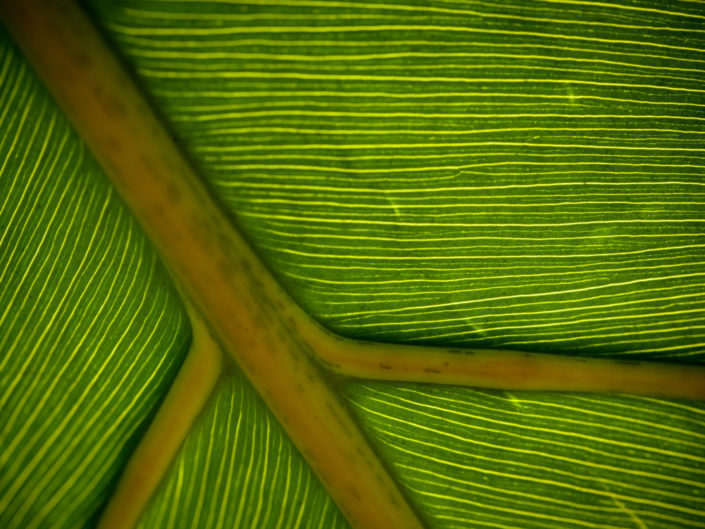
[0,29,190,527]
[2,0,705,528]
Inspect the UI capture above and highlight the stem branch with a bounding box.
[97,301,222,529]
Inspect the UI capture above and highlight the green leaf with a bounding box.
[0,28,190,527]
[2,1,704,528]
[343,383,705,528]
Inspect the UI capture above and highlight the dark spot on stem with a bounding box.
[614,359,642,366]
[165,182,181,203]
[102,95,126,120]
[73,49,91,69]
[325,400,352,437]
[105,135,121,154]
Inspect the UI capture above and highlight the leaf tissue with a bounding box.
[1,1,704,529]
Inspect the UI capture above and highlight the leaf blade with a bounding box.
[0,26,190,528]
[85,0,705,359]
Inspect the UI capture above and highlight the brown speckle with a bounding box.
[102,95,126,119]
[348,485,362,501]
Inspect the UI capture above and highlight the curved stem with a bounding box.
[97,300,222,529]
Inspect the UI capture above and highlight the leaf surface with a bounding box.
[1,0,705,528]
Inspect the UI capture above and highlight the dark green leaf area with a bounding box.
[86,0,705,359]
[0,30,189,529]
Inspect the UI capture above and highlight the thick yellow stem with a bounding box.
[314,337,705,401]
[97,301,222,529]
